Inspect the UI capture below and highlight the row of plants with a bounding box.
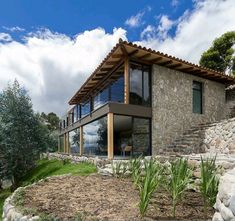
[112,156,219,218]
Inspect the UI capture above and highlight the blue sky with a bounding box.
[0,0,193,41]
[0,0,234,115]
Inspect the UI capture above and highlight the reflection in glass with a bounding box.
[69,129,80,154]
[130,66,142,105]
[130,63,151,106]
[113,115,151,157]
[111,76,124,103]
[94,88,109,109]
[81,101,91,118]
[83,116,107,156]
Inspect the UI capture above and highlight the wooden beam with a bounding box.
[158,60,173,66]
[138,53,151,59]
[124,57,129,104]
[80,126,83,156]
[106,61,118,65]
[120,44,128,56]
[107,113,114,160]
[100,67,112,72]
[112,54,123,58]
[149,57,163,63]
[177,67,194,72]
[128,49,139,56]
[167,63,182,68]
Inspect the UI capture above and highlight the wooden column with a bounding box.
[107,113,114,160]
[79,126,83,156]
[124,57,130,104]
[63,133,66,153]
[67,132,70,154]
[58,137,60,152]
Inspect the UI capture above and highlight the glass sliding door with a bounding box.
[83,116,107,156]
[69,129,80,154]
[113,114,151,157]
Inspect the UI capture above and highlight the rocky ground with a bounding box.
[19,174,213,220]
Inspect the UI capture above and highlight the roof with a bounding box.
[69,39,235,105]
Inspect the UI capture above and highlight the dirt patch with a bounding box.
[22,175,214,220]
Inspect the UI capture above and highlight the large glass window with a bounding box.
[81,100,91,118]
[94,88,109,109]
[69,129,80,154]
[111,76,124,103]
[193,81,203,114]
[83,116,107,156]
[113,115,151,157]
[130,63,151,106]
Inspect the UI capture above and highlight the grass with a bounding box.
[0,158,97,220]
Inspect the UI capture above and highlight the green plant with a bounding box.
[138,159,162,217]
[165,158,192,217]
[112,161,122,177]
[62,158,70,165]
[129,157,142,187]
[200,156,219,217]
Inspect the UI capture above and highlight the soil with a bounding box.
[22,175,214,221]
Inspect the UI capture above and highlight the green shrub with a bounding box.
[129,157,142,187]
[200,156,219,216]
[138,159,162,217]
[165,158,192,217]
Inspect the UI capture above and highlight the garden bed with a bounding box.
[18,175,214,220]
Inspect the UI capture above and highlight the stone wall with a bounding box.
[202,118,235,154]
[151,64,226,155]
[213,168,235,221]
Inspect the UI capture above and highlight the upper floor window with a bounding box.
[94,87,109,109]
[110,75,124,103]
[81,100,91,118]
[193,81,203,114]
[130,63,151,106]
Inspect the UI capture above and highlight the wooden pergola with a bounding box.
[69,39,235,105]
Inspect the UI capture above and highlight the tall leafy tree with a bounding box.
[0,80,48,190]
[199,31,235,76]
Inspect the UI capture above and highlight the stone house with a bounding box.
[59,39,235,159]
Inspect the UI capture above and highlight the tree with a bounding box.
[39,112,60,152]
[0,80,48,190]
[199,31,235,76]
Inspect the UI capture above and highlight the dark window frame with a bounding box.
[192,81,203,114]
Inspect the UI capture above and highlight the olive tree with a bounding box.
[0,80,48,190]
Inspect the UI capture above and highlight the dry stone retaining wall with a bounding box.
[203,118,235,154]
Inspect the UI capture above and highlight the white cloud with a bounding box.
[2,26,25,32]
[0,33,12,42]
[138,0,235,64]
[0,27,127,115]
[125,6,151,28]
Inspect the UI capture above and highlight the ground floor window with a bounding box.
[83,116,107,156]
[69,129,80,154]
[113,115,151,157]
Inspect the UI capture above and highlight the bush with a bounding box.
[129,157,142,187]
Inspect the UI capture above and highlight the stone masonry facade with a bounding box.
[151,64,226,155]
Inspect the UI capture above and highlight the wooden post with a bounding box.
[80,126,83,156]
[107,113,114,160]
[67,132,70,154]
[58,137,60,152]
[63,133,66,153]
[124,57,130,104]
